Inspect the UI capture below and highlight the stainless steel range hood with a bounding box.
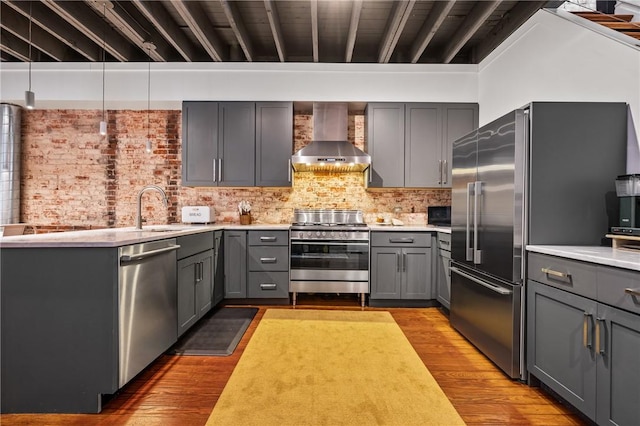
[291,102,370,172]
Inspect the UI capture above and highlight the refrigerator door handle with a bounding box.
[473,181,483,264]
[450,266,512,295]
[466,182,474,261]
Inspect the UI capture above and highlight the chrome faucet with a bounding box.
[135,185,169,230]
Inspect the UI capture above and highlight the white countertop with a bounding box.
[0,223,449,248]
[526,245,640,272]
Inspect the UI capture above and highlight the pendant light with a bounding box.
[25,1,34,109]
[143,41,155,153]
[99,2,107,135]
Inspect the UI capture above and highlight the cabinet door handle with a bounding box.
[541,267,571,281]
[402,253,407,272]
[396,253,400,272]
[260,257,277,263]
[288,159,292,183]
[260,283,277,290]
[389,238,413,243]
[583,312,592,348]
[212,159,217,182]
[595,317,606,356]
[260,236,277,242]
[218,158,222,182]
[438,160,442,185]
[442,160,448,184]
[624,288,640,297]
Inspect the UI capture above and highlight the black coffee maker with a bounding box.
[611,174,640,235]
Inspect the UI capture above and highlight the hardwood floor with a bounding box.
[1,300,588,426]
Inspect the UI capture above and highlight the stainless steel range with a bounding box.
[290,209,369,307]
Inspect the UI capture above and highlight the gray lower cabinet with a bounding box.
[177,232,215,336]
[370,232,432,301]
[247,230,289,299]
[436,232,451,309]
[527,253,640,425]
[365,102,478,188]
[224,230,248,298]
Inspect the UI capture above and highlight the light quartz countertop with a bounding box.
[527,245,640,272]
[0,223,449,248]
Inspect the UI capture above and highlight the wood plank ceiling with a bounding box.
[0,1,557,64]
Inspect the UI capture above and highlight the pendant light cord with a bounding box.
[102,3,106,121]
[28,0,32,91]
[147,47,151,141]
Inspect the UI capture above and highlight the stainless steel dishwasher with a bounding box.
[118,238,180,388]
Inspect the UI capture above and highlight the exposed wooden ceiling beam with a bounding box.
[441,0,501,64]
[5,0,100,62]
[173,0,225,62]
[410,0,456,63]
[0,3,72,62]
[310,0,318,62]
[220,0,254,61]
[0,29,30,62]
[84,0,172,62]
[264,0,286,62]
[40,0,134,61]
[345,0,363,63]
[131,0,200,62]
[473,1,547,62]
[378,0,416,63]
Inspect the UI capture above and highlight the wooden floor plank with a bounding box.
[0,304,587,425]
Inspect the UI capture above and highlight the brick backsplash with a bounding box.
[20,109,450,231]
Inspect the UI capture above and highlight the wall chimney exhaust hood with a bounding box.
[291,102,370,172]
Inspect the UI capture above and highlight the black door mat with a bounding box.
[169,307,258,356]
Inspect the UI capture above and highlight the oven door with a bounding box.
[290,240,369,282]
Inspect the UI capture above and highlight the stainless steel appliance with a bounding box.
[290,209,369,307]
[451,102,628,380]
[118,239,180,387]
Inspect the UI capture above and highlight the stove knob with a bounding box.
[316,231,321,237]
[330,231,335,237]
[298,232,303,239]
[307,231,312,237]
[321,231,326,237]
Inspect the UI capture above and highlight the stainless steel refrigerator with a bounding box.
[450,102,628,380]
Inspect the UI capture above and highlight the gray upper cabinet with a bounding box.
[182,102,219,186]
[255,102,293,187]
[218,102,256,187]
[182,101,293,187]
[365,103,405,187]
[365,102,478,188]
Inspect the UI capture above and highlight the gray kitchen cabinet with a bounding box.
[247,230,289,299]
[527,253,640,425]
[436,232,451,309]
[182,101,219,186]
[213,230,224,306]
[224,230,247,298]
[365,102,478,188]
[177,232,215,336]
[255,102,293,187]
[182,101,293,187]
[370,232,432,302]
[218,102,255,186]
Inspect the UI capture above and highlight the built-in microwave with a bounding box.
[427,206,451,226]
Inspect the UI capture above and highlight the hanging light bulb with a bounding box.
[143,41,155,154]
[99,1,107,135]
[25,1,34,109]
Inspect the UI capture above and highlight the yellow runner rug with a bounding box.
[206,309,465,425]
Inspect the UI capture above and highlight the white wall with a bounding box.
[478,9,640,172]
[0,62,479,110]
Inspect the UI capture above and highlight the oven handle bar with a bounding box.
[290,241,369,246]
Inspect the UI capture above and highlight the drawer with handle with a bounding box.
[248,271,289,298]
[597,266,640,315]
[248,246,289,271]
[371,232,431,248]
[528,252,597,299]
[248,231,288,246]
[437,232,451,251]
